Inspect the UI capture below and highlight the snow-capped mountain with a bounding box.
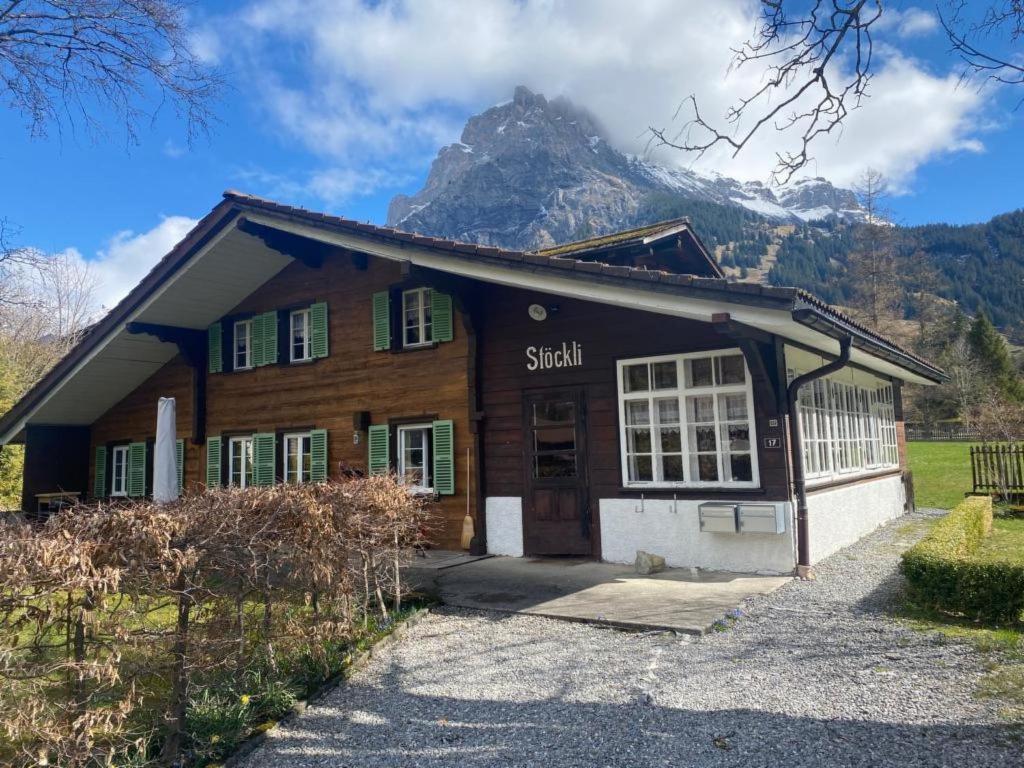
[387,86,864,250]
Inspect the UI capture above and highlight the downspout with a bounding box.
[787,336,852,579]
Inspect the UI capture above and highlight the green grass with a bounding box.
[907,441,973,509]
[980,516,1024,562]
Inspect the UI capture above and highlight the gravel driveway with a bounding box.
[241,511,1020,767]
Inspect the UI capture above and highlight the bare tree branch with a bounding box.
[0,0,222,144]
[650,0,881,184]
[650,1,1021,183]
[943,2,1024,90]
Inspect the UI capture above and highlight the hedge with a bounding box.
[901,496,1024,623]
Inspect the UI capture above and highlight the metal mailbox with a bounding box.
[698,503,738,533]
[737,504,786,535]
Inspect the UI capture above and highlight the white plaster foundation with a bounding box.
[598,498,796,574]
[806,474,906,563]
[485,497,524,557]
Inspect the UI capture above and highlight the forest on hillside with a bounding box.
[636,193,1024,342]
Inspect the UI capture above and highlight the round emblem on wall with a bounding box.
[528,303,548,322]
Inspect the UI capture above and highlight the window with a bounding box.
[290,309,311,362]
[618,350,757,488]
[791,369,899,482]
[111,445,129,496]
[402,288,433,348]
[229,436,254,488]
[397,424,432,491]
[234,320,253,370]
[284,432,312,483]
[530,399,578,478]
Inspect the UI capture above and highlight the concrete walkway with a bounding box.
[409,554,790,634]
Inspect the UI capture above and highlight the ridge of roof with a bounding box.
[533,218,692,258]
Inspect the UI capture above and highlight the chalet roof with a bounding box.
[222,191,939,378]
[535,218,688,256]
[0,191,945,445]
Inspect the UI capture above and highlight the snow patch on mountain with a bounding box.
[387,86,865,249]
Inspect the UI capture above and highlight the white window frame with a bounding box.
[290,309,312,363]
[234,319,253,370]
[229,436,254,488]
[402,287,433,348]
[616,349,760,489]
[791,368,900,485]
[110,444,130,497]
[283,432,312,484]
[397,423,432,492]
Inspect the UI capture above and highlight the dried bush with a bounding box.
[0,477,434,767]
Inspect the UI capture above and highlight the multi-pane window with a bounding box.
[229,436,254,488]
[284,432,311,483]
[111,445,129,496]
[402,288,433,348]
[290,309,311,362]
[234,320,253,370]
[618,351,757,487]
[791,370,899,481]
[397,424,431,490]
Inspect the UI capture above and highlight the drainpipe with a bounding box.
[787,336,852,579]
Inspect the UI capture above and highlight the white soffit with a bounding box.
[16,225,292,431]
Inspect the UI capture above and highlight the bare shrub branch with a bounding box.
[0,479,436,766]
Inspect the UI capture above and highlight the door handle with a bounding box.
[581,504,591,538]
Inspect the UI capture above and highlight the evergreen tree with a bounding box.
[967,312,1024,402]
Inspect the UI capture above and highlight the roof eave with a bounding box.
[791,306,948,385]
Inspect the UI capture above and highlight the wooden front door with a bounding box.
[523,389,591,556]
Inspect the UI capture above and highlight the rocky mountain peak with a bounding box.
[387,86,865,250]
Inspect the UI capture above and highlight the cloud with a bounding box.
[879,7,940,38]
[206,0,990,191]
[62,216,199,312]
[233,164,414,207]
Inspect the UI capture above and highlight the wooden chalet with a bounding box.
[0,192,946,575]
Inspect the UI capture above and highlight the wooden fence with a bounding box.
[971,444,1024,495]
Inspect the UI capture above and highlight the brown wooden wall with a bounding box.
[88,253,474,550]
[476,283,791,558]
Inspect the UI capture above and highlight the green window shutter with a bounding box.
[260,311,278,365]
[367,424,390,475]
[372,292,391,351]
[432,420,455,495]
[94,446,107,498]
[310,429,328,482]
[250,314,264,367]
[431,291,454,343]
[127,442,147,498]
[206,436,222,488]
[310,302,329,358]
[253,433,276,486]
[176,439,185,492]
[208,323,223,373]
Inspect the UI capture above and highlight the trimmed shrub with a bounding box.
[901,496,1024,622]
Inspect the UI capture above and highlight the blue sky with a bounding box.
[1,1,1020,308]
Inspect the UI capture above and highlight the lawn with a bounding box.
[907,441,973,509]
[980,515,1024,561]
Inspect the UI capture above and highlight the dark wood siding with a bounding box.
[22,425,91,514]
[477,284,791,557]
[88,254,474,550]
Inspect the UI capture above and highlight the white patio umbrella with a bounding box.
[153,397,179,504]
